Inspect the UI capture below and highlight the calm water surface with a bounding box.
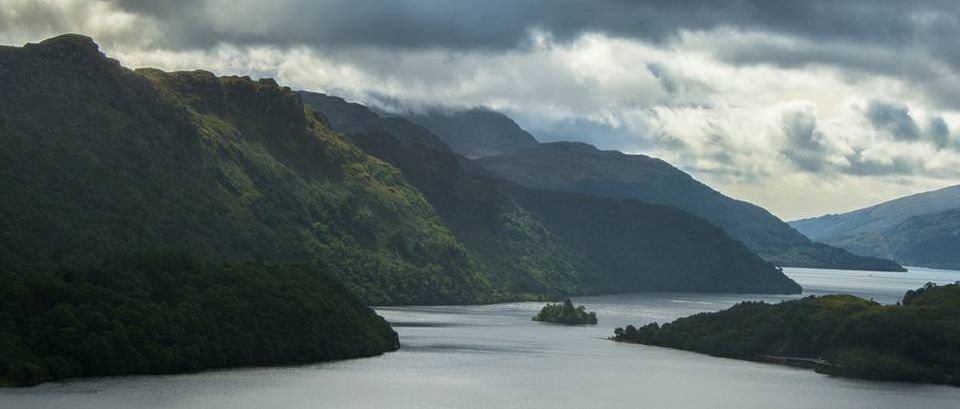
[3,266,960,408]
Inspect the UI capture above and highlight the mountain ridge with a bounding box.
[790,185,960,269]
[470,140,903,272]
[302,92,802,296]
[402,108,539,159]
[0,34,488,305]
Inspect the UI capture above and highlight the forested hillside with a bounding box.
[304,94,802,296]
[614,282,960,386]
[0,253,399,386]
[0,34,488,305]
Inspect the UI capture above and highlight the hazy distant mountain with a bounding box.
[474,142,903,272]
[306,95,802,295]
[404,109,539,159]
[0,34,489,305]
[791,185,960,269]
[299,92,452,153]
[791,185,960,239]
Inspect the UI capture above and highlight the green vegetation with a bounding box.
[305,96,801,296]
[613,283,960,386]
[0,34,488,305]
[0,252,399,387]
[533,299,597,325]
[473,141,904,272]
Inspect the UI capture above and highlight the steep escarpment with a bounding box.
[0,34,487,305]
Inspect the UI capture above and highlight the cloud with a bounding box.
[928,116,952,149]
[866,101,922,141]
[864,100,957,149]
[2,0,960,219]
[781,106,828,172]
[98,1,960,62]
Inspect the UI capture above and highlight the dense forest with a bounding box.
[613,283,960,385]
[532,300,598,325]
[0,252,399,387]
[0,34,488,305]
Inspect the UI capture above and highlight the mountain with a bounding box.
[888,209,960,269]
[613,282,960,386]
[791,185,960,269]
[404,108,539,158]
[0,253,398,387]
[301,92,452,153]
[473,141,903,272]
[0,34,488,305]
[303,94,802,295]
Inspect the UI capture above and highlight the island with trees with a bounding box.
[612,282,960,386]
[533,299,598,325]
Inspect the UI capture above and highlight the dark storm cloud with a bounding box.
[106,0,960,66]
[844,152,922,176]
[866,101,921,142]
[781,108,827,172]
[713,39,944,81]
[645,63,678,94]
[865,101,956,149]
[928,116,952,149]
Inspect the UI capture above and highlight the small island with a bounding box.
[612,282,960,386]
[533,299,598,325]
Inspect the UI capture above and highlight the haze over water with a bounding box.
[3,267,959,409]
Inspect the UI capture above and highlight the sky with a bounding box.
[2,0,960,220]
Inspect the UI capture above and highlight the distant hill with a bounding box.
[300,92,452,153]
[474,142,903,272]
[0,34,488,305]
[791,185,960,239]
[305,94,802,296]
[403,108,539,159]
[791,186,960,270]
[889,209,960,270]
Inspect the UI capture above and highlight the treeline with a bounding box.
[532,299,597,325]
[0,252,399,387]
[613,283,960,386]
